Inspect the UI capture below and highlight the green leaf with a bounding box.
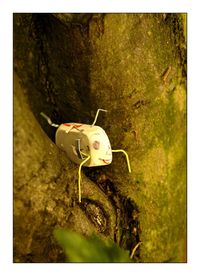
[54,229,131,263]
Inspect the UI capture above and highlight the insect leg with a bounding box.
[78,153,90,203]
[112,149,131,173]
[75,139,85,159]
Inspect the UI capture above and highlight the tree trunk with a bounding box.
[13,13,186,262]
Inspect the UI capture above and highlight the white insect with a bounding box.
[41,109,131,202]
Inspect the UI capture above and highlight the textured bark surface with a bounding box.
[13,13,186,262]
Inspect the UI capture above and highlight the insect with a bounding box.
[40,109,131,202]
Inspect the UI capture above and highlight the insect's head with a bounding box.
[87,126,112,166]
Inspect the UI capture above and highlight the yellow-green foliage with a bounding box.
[54,229,131,262]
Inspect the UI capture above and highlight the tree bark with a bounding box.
[13,13,186,262]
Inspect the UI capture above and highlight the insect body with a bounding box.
[56,123,112,167]
[41,109,131,202]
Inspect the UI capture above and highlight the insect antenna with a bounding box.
[91,109,107,126]
[40,112,59,128]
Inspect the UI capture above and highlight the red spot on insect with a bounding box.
[102,159,111,165]
[63,123,82,129]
